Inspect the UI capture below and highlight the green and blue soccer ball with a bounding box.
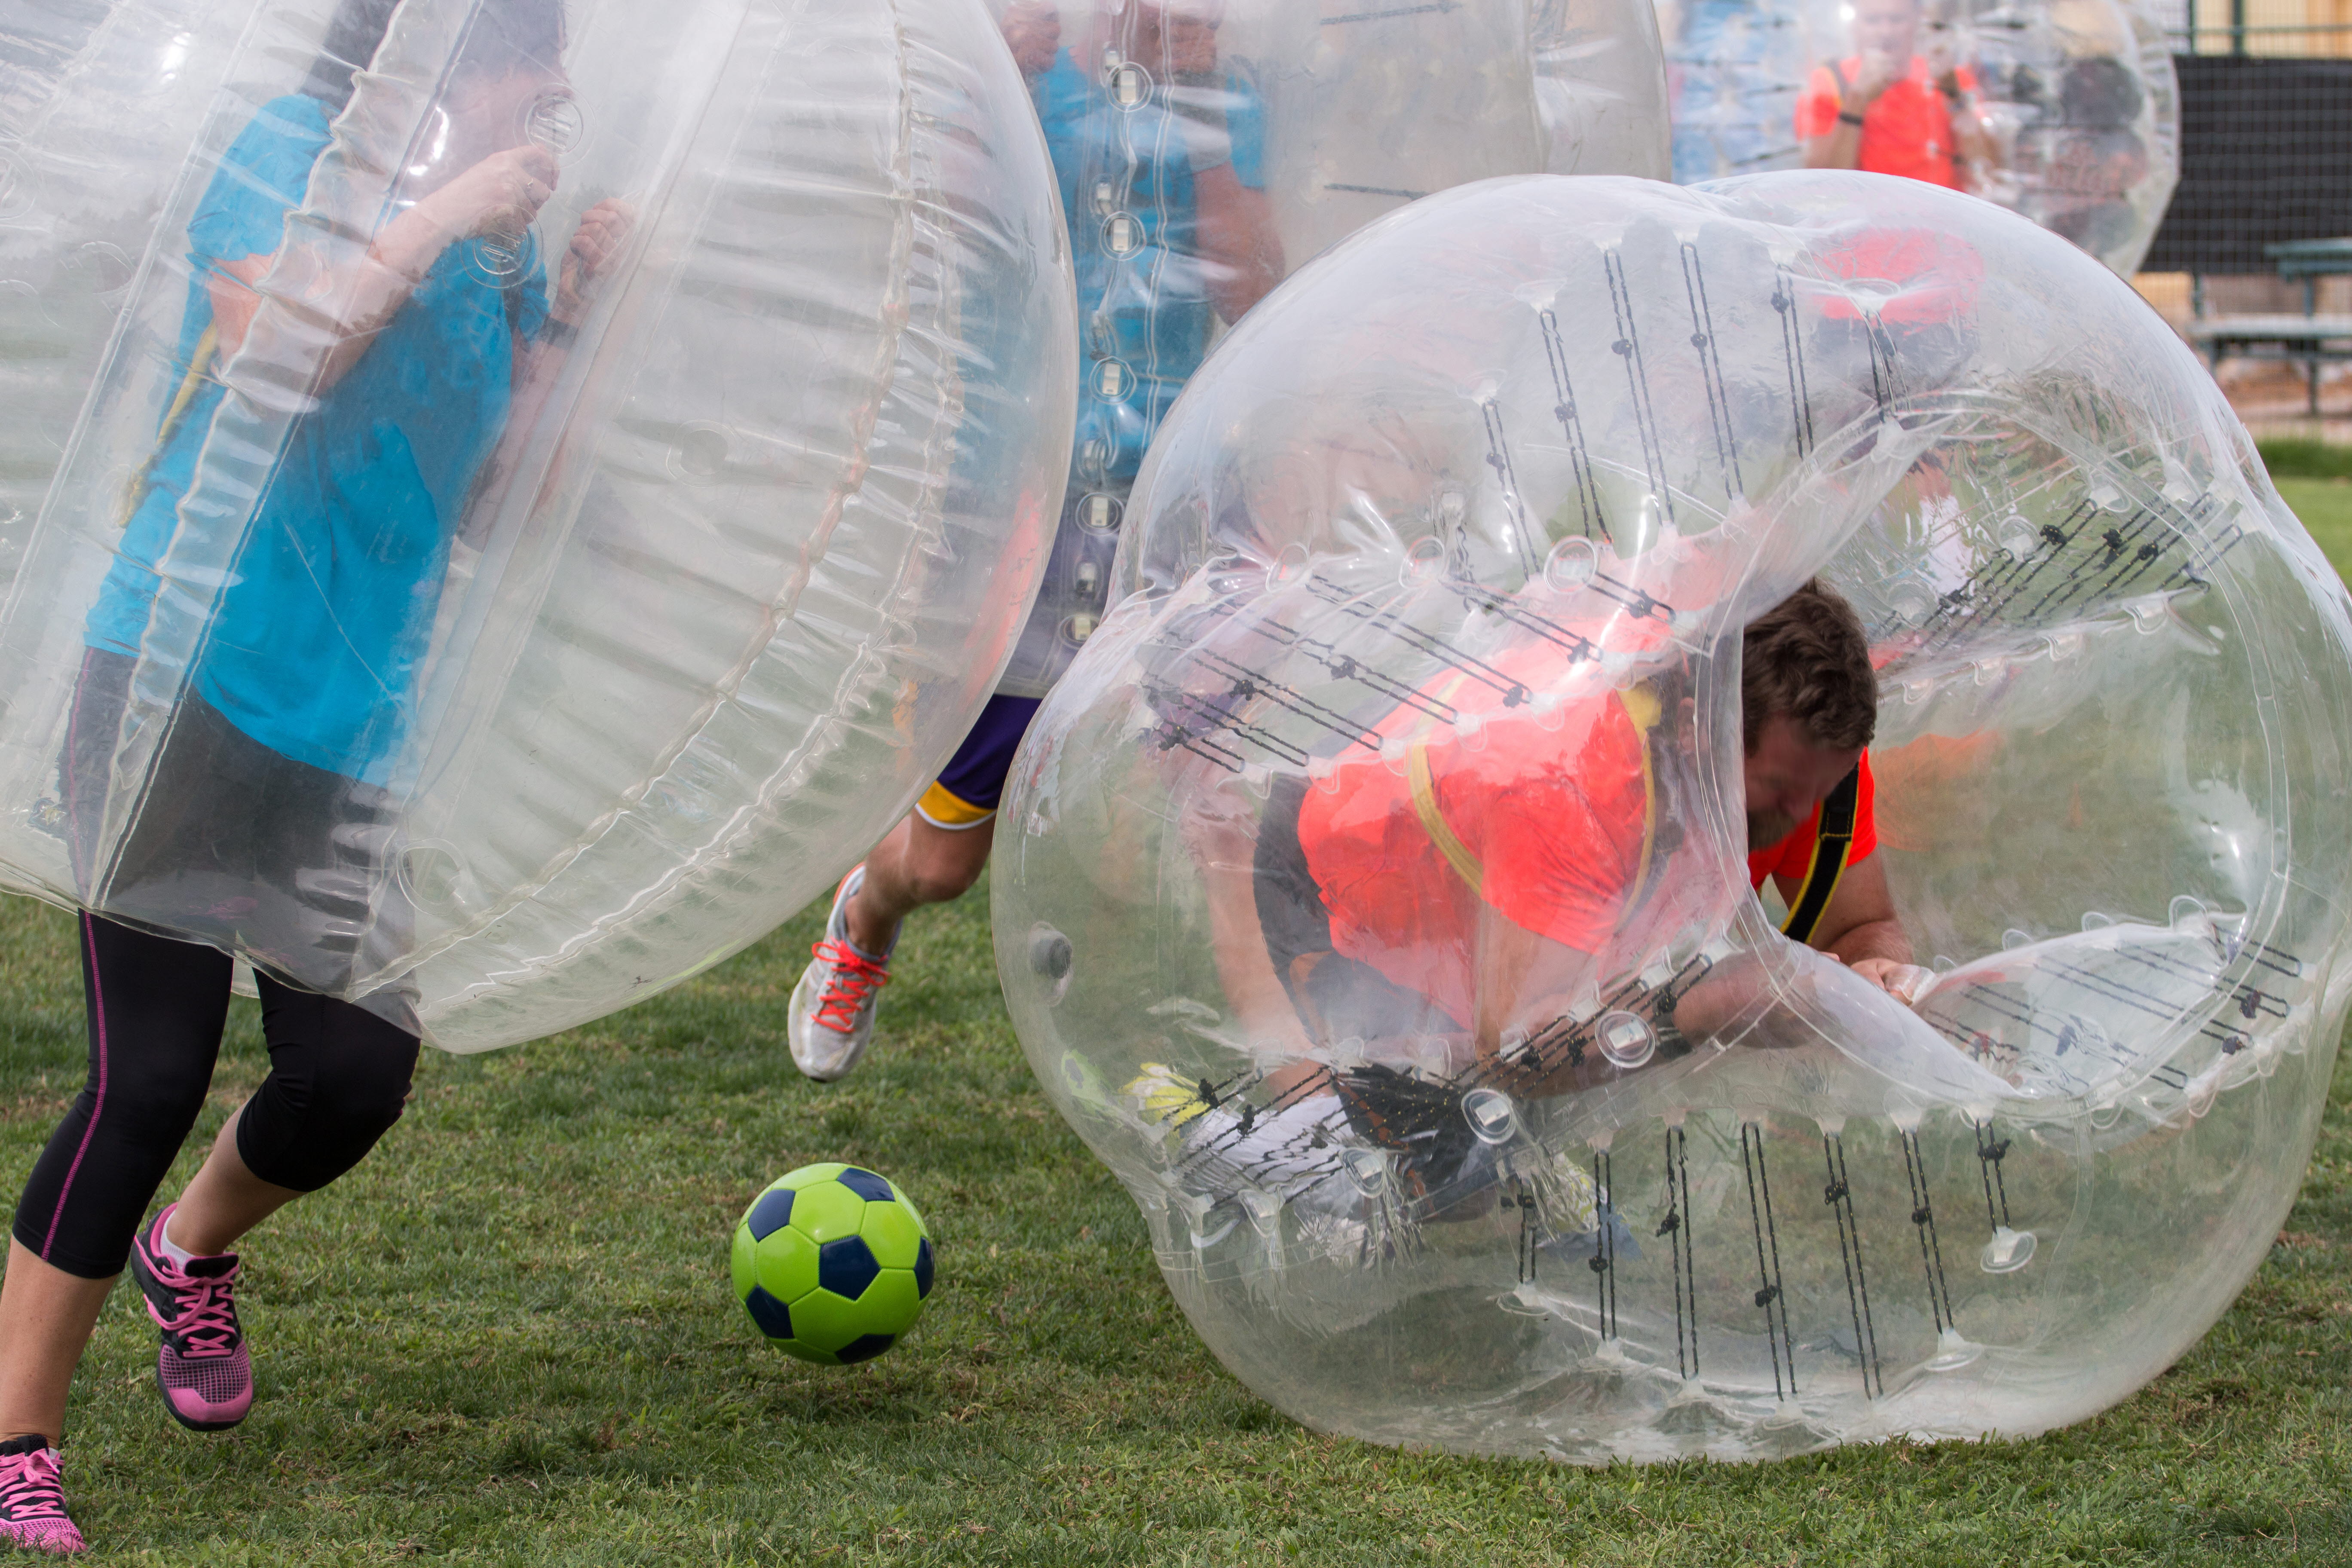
[731,1162,934,1364]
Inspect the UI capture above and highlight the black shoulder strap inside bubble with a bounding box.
[1779,764,1860,946]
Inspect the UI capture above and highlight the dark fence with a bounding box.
[2143,55,2352,274]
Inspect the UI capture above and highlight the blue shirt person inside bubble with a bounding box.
[1,2,631,1544]
[986,0,1286,699]
[68,0,631,974]
[1021,0,1282,486]
[87,15,627,796]
[781,3,1288,1088]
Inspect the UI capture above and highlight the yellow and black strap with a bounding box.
[1406,740,1485,897]
[1406,684,1663,922]
[113,324,218,532]
[1779,765,1860,946]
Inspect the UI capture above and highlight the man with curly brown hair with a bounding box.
[1241,578,1913,1072]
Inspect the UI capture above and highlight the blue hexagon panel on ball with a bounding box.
[731,1164,935,1366]
[991,169,2352,1461]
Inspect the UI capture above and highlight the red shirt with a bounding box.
[1297,672,1656,1027]
[1746,750,1879,891]
[1294,646,1878,1022]
[1795,58,1975,189]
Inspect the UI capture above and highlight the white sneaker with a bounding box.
[788,867,894,1081]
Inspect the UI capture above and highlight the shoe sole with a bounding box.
[0,1523,86,1556]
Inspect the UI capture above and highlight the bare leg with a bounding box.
[164,1109,303,1258]
[844,812,997,956]
[0,1245,114,1445]
[1180,785,1313,1060]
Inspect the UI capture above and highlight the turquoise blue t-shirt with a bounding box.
[87,92,547,787]
[1035,49,1267,485]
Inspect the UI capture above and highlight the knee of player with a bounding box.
[257,1052,415,1139]
[86,1055,215,1140]
[901,842,991,907]
[324,1059,415,1136]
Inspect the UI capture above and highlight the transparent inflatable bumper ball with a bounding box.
[0,0,1077,1049]
[994,171,2352,1461]
[1660,0,2178,277]
[993,0,1671,699]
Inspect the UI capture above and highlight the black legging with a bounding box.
[11,913,418,1281]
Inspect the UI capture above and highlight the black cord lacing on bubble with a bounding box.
[1822,1131,1883,1399]
[1974,1119,2014,1234]
[1659,1123,1698,1381]
[1590,1148,1617,1344]
[1901,1127,1957,1338]
[1740,1121,1796,1400]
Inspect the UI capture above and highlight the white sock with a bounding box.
[155,1215,198,1268]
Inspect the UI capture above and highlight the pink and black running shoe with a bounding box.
[128,1205,252,1432]
[0,1436,84,1555]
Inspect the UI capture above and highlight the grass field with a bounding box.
[2278,477,2352,567]
[2,480,2350,1564]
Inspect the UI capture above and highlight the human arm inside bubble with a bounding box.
[462,196,637,545]
[1778,854,1932,1005]
[1941,75,1999,183]
[1801,55,1899,171]
[1473,910,1594,1094]
[1775,853,1914,993]
[1185,787,1319,1066]
[1193,165,1283,324]
[1802,120,1865,172]
[210,144,561,393]
[200,256,273,356]
[1163,18,1284,324]
[1483,926,1782,1096]
[1478,861,1917,1096]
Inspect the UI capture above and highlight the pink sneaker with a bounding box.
[0,1437,84,1555]
[127,1206,252,1432]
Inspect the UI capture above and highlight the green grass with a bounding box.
[4,481,2352,1563]
[6,891,2348,1568]
[2279,477,2352,569]
[2260,438,2352,483]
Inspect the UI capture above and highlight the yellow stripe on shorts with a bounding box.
[916,781,995,830]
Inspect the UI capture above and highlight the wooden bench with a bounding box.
[2177,239,2352,417]
[2182,314,2352,416]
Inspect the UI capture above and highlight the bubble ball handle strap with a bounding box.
[1778,765,1860,946]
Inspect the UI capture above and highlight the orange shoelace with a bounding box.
[808,938,890,1032]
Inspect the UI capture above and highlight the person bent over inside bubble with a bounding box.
[1133,579,1916,1238]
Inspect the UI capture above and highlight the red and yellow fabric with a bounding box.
[1293,644,1881,1022]
[1294,651,1660,1027]
[1746,749,1878,892]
